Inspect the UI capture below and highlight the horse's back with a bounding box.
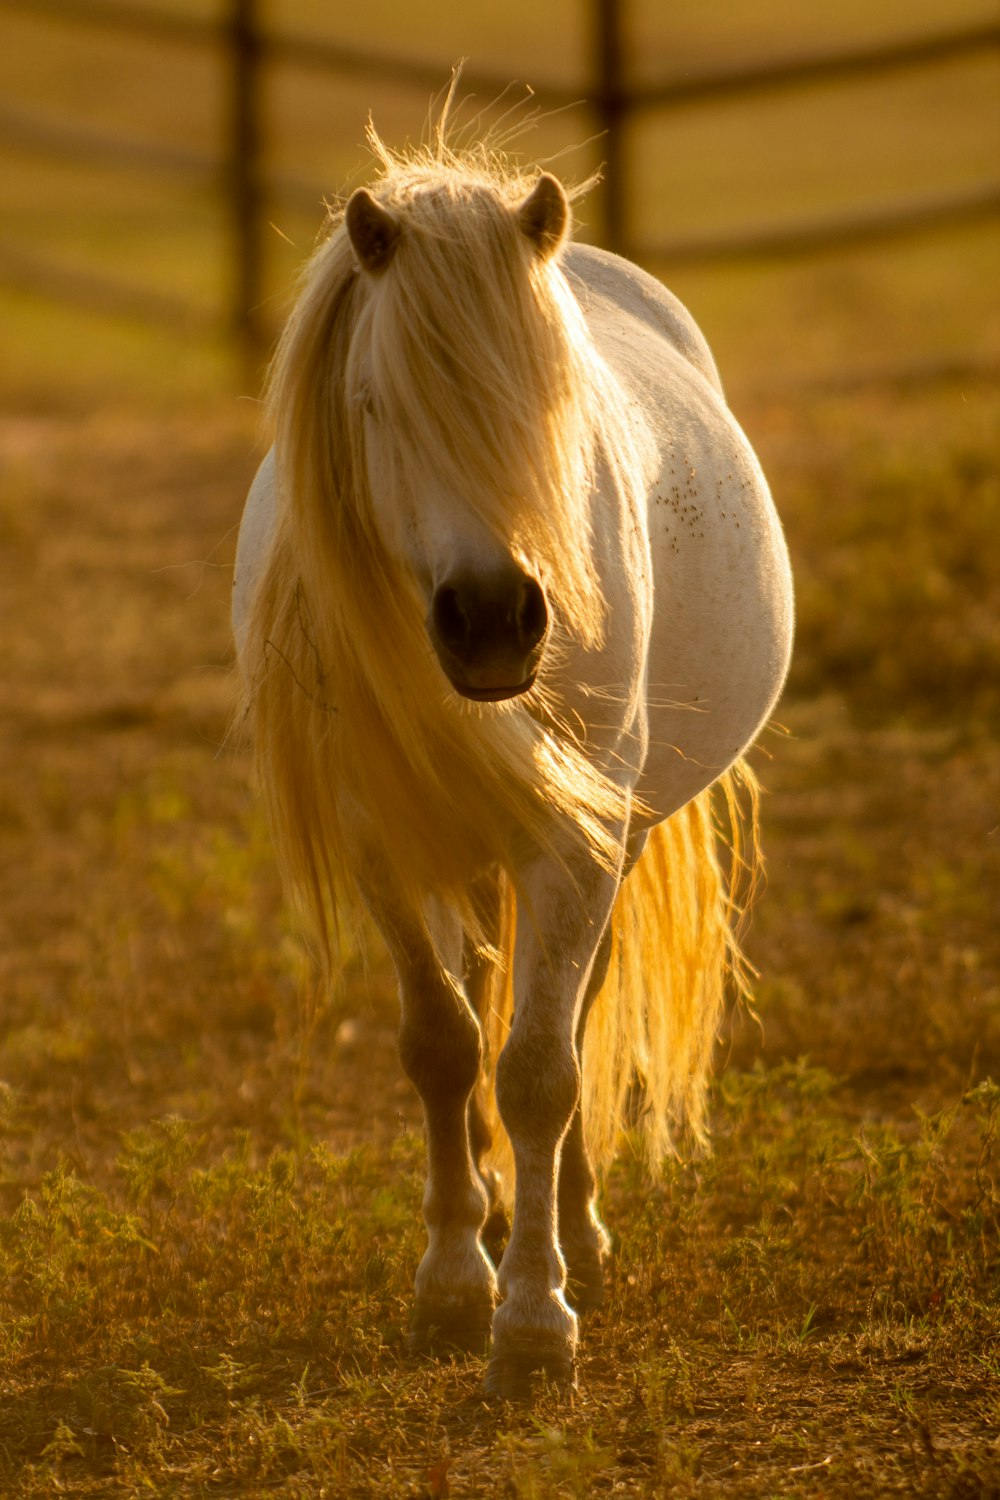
[564,244,723,395]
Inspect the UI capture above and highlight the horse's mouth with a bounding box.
[448,674,537,703]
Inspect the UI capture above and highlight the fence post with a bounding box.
[228,0,264,375]
[593,0,626,255]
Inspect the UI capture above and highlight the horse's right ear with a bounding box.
[516,174,570,260]
[346,188,401,273]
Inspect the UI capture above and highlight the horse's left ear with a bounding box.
[517,174,570,259]
[346,187,401,274]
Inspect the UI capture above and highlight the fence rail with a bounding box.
[1,0,998,369]
[5,0,998,106]
[627,18,1000,109]
[648,181,1000,266]
[0,98,218,180]
[0,237,215,330]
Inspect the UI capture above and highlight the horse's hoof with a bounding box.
[485,1350,578,1404]
[409,1299,494,1357]
[479,1332,575,1398]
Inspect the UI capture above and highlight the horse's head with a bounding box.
[343,173,581,704]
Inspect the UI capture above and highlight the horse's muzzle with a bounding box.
[429,565,548,703]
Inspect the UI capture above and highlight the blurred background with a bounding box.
[0,0,997,408]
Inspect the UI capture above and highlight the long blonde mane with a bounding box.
[242,135,649,964]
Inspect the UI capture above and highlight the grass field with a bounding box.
[1,1,999,1494]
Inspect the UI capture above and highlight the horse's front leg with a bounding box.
[486,854,620,1399]
[557,922,613,1313]
[365,885,498,1353]
[558,830,647,1312]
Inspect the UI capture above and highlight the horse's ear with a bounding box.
[346,188,401,274]
[516,173,570,259]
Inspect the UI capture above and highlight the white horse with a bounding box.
[232,134,793,1399]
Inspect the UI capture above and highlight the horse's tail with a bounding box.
[481,758,759,1179]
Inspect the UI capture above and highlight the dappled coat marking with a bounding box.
[233,137,793,1400]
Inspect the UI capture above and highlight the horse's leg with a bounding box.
[363,877,497,1353]
[557,923,613,1313]
[467,1084,509,1261]
[463,876,509,1260]
[558,831,646,1312]
[485,853,621,1399]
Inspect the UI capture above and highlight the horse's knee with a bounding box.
[496,1028,579,1146]
[398,988,482,1101]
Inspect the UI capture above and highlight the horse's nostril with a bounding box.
[516,578,547,651]
[432,585,470,653]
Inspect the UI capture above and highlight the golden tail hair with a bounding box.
[482,759,759,1175]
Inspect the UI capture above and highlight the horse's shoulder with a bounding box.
[564,243,723,396]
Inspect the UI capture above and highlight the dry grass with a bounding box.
[0,383,997,1494]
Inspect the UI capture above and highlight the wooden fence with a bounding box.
[1,0,998,364]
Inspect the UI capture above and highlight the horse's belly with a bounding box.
[579,283,794,823]
[635,416,793,822]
